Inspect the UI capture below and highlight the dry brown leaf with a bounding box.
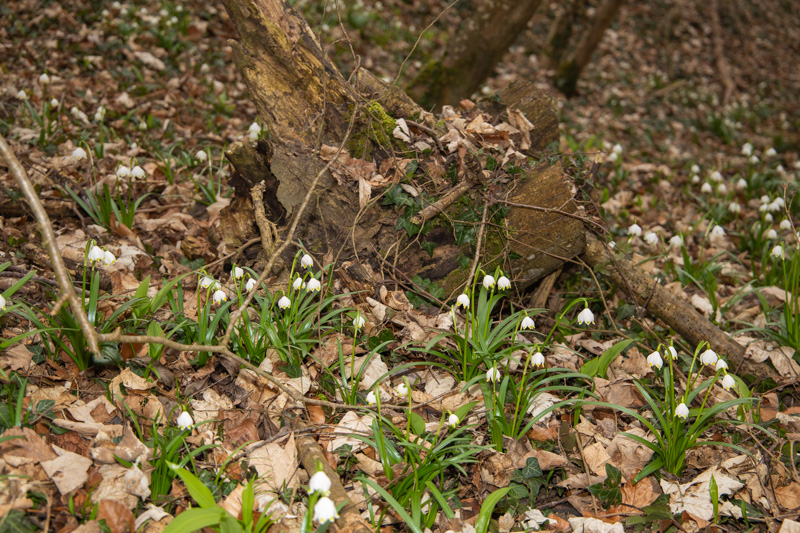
[583,442,611,475]
[247,433,299,492]
[40,446,93,494]
[96,499,136,533]
[0,344,33,372]
[92,463,151,510]
[327,411,372,453]
[0,427,57,467]
[775,483,800,510]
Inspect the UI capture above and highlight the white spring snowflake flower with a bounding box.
[456,294,470,308]
[307,278,321,292]
[308,471,332,496]
[710,225,725,238]
[608,152,619,163]
[278,296,291,309]
[313,496,339,524]
[200,276,217,290]
[497,276,510,290]
[72,147,88,160]
[691,164,700,174]
[766,229,778,240]
[212,290,227,304]
[710,171,723,182]
[768,200,782,213]
[50,98,59,108]
[700,349,718,366]
[612,144,623,155]
[353,314,366,329]
[644,231,658,246]
[520,316,535,330]
[293,277,305,290]
[39,73,50,85]
[700,182,713,194]
[176,411,194,430]
[366,390,377,405]
[715,359,728,372]
[15,90,27,101]
[103,250,116,266]
[736,178,747,190]
[728,202,741,214]
[780,219,792,230]
[627,223,642,236]
[646,351,663,370]
[94,106,106,122]
[116,165,131,178]
[88,245,105,263]
[765,147,777,157]
[675,403,689,419]
[482,274,495,289]
[196,150,207,161]
[666,346,678,359]
[248,122,261,141]
[531,352,545,368]
[741,143,753,157]
[721,374,736,391]
[301,254,313,269]
[0,294,5,310]
[717,183,727,195]
[764,213,773,222]
[576,307,595,326]
[669,235,683,248]
[691,175,700,184]
[749,155,760,165]
[486,367,501,383]
[233,266,244,279]
[771,245,784,259]
[395,382,409,398]
[246,278,257,291]
[448,413,460,427]
[131,165,145,178]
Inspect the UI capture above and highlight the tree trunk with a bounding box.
[554,0,625,96]
[407,0,544,110]
[219,0,585,297]
[540,0,588,69]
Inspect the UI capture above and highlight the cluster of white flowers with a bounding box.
[88,244,116,266]
[608,143,623,163]
[248,122,261,141]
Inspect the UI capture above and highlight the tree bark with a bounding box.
[554,0,625,96]
[407,0,544,110]
[540,0,588,69]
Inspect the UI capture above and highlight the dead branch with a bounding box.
[409,179,474,226]
[0,134,101,355]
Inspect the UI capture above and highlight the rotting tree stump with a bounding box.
[218,0,584,296]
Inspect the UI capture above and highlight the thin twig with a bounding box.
[409,179,474,226]
[0,134,101,355]
[467,203,489,286]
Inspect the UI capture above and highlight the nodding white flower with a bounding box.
[691,175,700,184]
[246,278,257,291]
[771,245,784,259]
[608,152,619,163]
[456,294,470,308]
[497,276,510,290]
[103,250,116,266]
[717,183,727,195]
[766,229,778,240]
[576,307,595,326]
[531,352,545,368]
[50,97,59,108]
[715,359,728,372]
[88,245,105,263]
[138,121,148,131]
[131,165,145,178]
[721,374,736,391]
[669,235,683,248]
[768,200,782,213]
[39,73,51,85]
[710,171,723,182]
[212,290,227,304]
[612,144,623,155]
[395,382,409,397]
[765,147,777,157]
[0,294,6,309]
[233,266,244,279]
[248,122,261,134]
[780,219,792,230]
[728,202,741,214]
[627,223,642,236]
[200,63,210,73]
[700,182,713,194]
[486,367,501,383]
[447,413,460,427]
[644,231,658,246]
[764,213,774,223]
[646,351,663,370]
[278,296,291,309]
[70,106,89,123]
[741,143,753,157]
[520,316,535,330]
[300,254,313,269]
[609,241,616,249]
[200,276,217,289]
[736,178,747,190]
[710,225,725,238]
[292,277,305,290]
[93,106,106,122]
[760,195,771,205]
[195,150,207,161]
[176,411,194,430]
[700,349,718,366]
[366,390,377,405]
[308,471,332,496]
[116,165,131,178]
[482,275,495,289]
[667,346,678,359]
[312,496,339,524]
[307,278,321,292]
[15,90,27,100]
[691,164,700,174]
[72,147,88,160]
[675,403,689,419]
[353,314,366,329]
[749,155,760,165]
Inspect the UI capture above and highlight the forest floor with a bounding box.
[1,0,799,532]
